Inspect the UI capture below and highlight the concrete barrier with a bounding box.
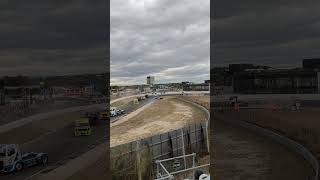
[215,113,319,180]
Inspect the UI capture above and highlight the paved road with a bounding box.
[0,103,105,134]
[0,96,154,180]
[213,118,313,180]
[0,114,108,180]
[110,96,155,123]
[0,98,92,126]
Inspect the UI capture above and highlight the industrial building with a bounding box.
[231,59,320,94]
[182,80,210,91]
[233,69,319,94]
[212,59,320,94]
[303,58,320,70]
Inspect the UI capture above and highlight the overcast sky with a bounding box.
[0,0,107,77]
[213,0,320,68]
[111,0,210,85]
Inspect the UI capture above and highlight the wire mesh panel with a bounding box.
[110,122,209,179]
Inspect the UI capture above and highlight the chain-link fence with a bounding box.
[111,122,209,180]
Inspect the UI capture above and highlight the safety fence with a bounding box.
[111,122,209,180]
[0,98,56,119]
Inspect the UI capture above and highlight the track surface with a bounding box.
[213,119,313,180]
[1,97,153,180]
[0,115,108,180]
[110,97,155,123]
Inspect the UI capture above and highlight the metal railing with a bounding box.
[155,153,210,180]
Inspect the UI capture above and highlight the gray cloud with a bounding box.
[111,0,210,85]
[0,0,107,76]
[213,0,320,68]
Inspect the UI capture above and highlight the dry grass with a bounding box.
[111,97,136,108]
[111,96,207,147]
[180,96,210,110]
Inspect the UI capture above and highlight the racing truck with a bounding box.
[0,144,48,173]
[74,118,92,136]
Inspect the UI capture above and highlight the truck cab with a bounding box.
[74,118,92,136]
[0,144,21,173]
[0,144,48,173]
[110,107,117,117]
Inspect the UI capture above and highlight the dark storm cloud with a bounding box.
[0,0,107,76]
[111,0,210,85]
[213,0,320,67]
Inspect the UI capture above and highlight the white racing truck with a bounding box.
[110,107,125,117]
[0,144,48,173]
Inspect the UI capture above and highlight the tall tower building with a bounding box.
[147,76,155,85]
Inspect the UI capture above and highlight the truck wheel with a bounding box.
[42,156,48,165]
[15,162,23,171]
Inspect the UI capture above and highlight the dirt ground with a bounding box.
[181,95,210,110]
[111,97,136,108]
[111,96,208,147]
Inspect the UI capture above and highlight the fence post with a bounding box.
[181,129,186,169]
[187,131,191,153]
[195,124,198,151]
[136,140,142,180]
[206,121,210,153]
[188,125,192,152]
[151,136,153,158]
[168,134,173,158]
[175,130,178,156]
[160,134,162,159]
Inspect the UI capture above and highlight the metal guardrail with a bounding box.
[216,113,319,180]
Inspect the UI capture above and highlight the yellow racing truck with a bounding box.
[74,118,91,136]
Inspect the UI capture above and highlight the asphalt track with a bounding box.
[0,96,154,180]
[110,96,155,123]
[1,117,108,180]
[213,119,313,180]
